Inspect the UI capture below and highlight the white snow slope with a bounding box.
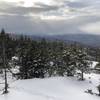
[0,73,100,100]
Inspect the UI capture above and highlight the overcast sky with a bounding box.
[0,0,100,35]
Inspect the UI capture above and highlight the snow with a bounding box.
[0,73,100,100]
[10,66,20,74]
[91,61,98,69]
[0,61,99,100]
[12,56,19,61]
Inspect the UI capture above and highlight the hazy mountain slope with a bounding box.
[37,34,100,47]
[10,33,100,47]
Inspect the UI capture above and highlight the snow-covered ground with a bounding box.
[0,61,99,100]
[91,61,98,69]
[0,73,100,100]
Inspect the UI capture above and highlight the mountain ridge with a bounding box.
[9,33,100,47]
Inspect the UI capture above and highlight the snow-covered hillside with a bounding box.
[0,74,100,100]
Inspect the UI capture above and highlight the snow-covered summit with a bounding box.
[0,74,100,100]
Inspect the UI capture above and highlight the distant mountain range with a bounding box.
[31,34,100,47]
[10,33,100,47]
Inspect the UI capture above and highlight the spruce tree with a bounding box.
[33,39,49,78]
[76,48,91,80]
[63,47,76,76]
[18,35,34,79]
[0,29,8,93]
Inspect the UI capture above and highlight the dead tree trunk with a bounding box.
[2,29,8,94]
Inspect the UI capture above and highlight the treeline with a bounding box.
[0,29,94,80]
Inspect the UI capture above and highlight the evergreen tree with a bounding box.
[33,39,49,78]
[0,29,8,93]
[63,47,76,76]
[76,48,91,80]
[18,35,34,79]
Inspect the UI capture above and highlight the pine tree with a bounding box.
[0,29,8,93]
[18,35,34,79]
[55,41,65,76]
[76,48,91,80]
[63,47,76,76]
[33,39,49,78]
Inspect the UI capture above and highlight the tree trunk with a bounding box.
[4,69,8,94]
[81,70,84,81]
[2,35,8,94]
[98,89,100,96]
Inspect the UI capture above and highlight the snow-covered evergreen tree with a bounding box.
[62,47,77,76]
[76,48,91,80]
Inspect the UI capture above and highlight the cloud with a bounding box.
[80,22,100,34]
[0,14,99,35]
[0,1,60,16]
[0,0,100,35]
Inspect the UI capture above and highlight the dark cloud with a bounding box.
[66,1,88,8]
[0,14,99,35]
[0,1,60,16]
